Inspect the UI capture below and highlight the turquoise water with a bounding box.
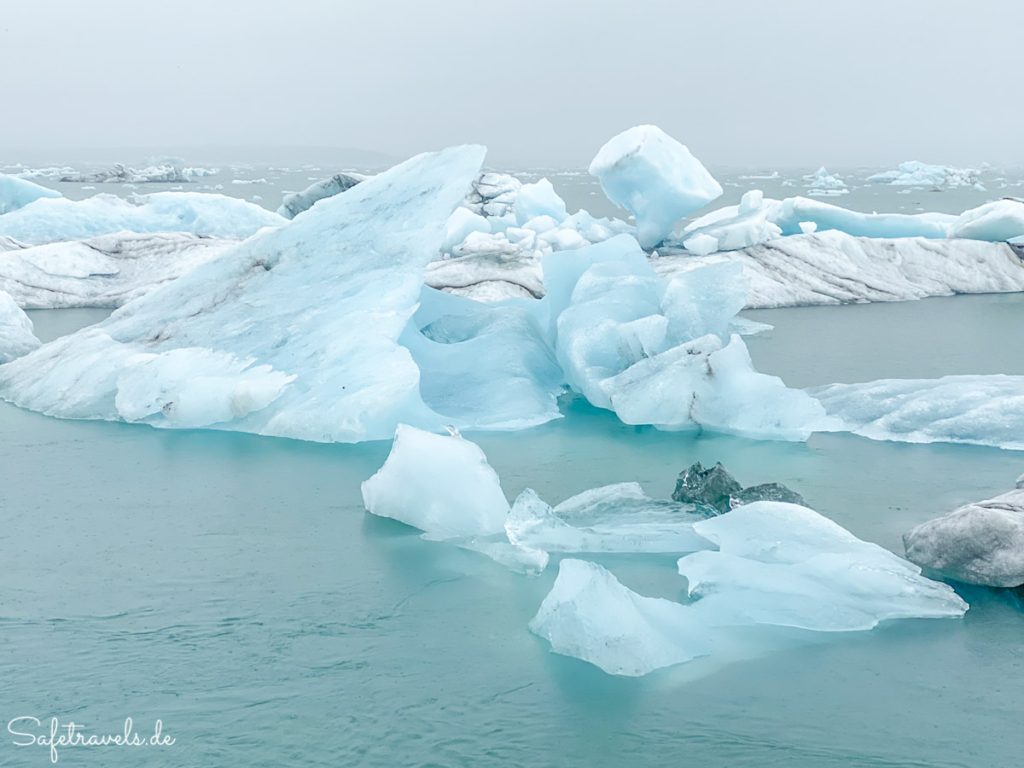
[2,297,1023,767]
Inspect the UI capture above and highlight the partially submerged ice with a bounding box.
[0,146,564,440]
[0,291,40,364]
[0,232,238,308]
[589,125,722,249]
[276,172,365,219]
[531,502,967,676]
[671,461,805,512]
[904,489,1024,588]
[809,375,1024,451]
[361,424,510,539]
[0,192,285,245]
[0,173,61,215]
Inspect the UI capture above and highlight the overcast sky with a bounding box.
[2,0,1020,168]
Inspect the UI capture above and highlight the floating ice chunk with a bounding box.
[0,173,61,215]
[505,485,712,554]
[362,424,510,539]
[589,125,723,248]
[798,221,817,234]
[678,502,968,631]
[276,172,365,219]
[654,231,1024,309]
[514,178,568,226]
[738,189,764,214]
[904,489,1024,588]
[974,182,987,192]
[529,559,711,676]
[60,163,192,184]
[804,166,847,191]
[0,192,285,245]
[463,172,522,219]
[671,461,805,512]
[683,233,719,256]
[868,161,979,188]
[809,375,1024,450]
[0,291,40,364]
[455,536,549,576]
[947,199,1024,242]
[441,207,491,253]
[0,232,239,308]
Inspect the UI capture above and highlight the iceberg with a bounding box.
[589,125,723,249]
[904,489,1024,588]
[0,173,61,215]
[0,291,40,364]
[530,502,966,676]
[947,199,1024,242]
[0,192,285,245]
[654,231,1024,308]
[867,161,979,188]
[514,178,568,226]
[361,424,510,539]
[0,146,571,440]
[809,375,1024,450]
[804,166,848,194]
[671,461,805,512]
[60,163,192,184]
[0,232,238,308]
[276,172,365,219]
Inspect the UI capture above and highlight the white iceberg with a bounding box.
[59,163,192,184]
[0,192,285,245]
[947,199,1024,242]
[804,166,848,193]
[0,232,238,308]
[0,291,40,364]
[361,424,510,539]
[904,489,1024,588]
[867,161,979,188]
[0,173,61,215]
[589,125,723,249]
[809,375,1024,450]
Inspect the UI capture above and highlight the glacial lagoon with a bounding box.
[3,293,1022,767]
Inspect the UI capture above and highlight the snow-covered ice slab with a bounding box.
[0,192,285,245]
[904,489,1024,588]
[0,173,61,215]
[530,502,966,676]
[0,146,566,440]
[589,125,722,249]
[0,232,239,308]
[809,376,1024,450]
[0,291,40,364]
[655,231,1024,308]
[361,424,510,539]
[505,484,713,554]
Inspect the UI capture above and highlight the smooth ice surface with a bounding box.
[361,424,510,539]
[947,199,1024,242]
[589,125,723,248]
[0,191,285,244]
[904,489,1024,588]
[0,146,570,441]
[529,559,711,676]
[0,172,61,214]
[515,178,568,225]
[810,375,1024,450]
[656,231,1024,308]
[441,207,492,254]
[678,502,968,631]
[505,484,712,554]
[276,172,365,219]
[0,232,238,308]
[0,290,40,363]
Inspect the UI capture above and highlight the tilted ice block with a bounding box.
[808,375,1024,450]
[0,146,561,442]
[0,291,40,364]
[529,559,712,676]
[904,489,1024,588]
[361,424,510,539]
[441,207,491,253]
[0,173,61,215]
[277,172,365,219]
[0,232,239,308]
[514,179,568,226]
[947,199,1024,242]
[505,485,713,554]
[0,192,285,245]
[653,231,1024,309]
[589,125,723,249]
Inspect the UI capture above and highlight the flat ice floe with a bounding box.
[531,502,967,676]
[0,291,40,364]
[0,191,284,245]
[809,376,1024,451]
[654,230,1024,308]
[0,232,239,308]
